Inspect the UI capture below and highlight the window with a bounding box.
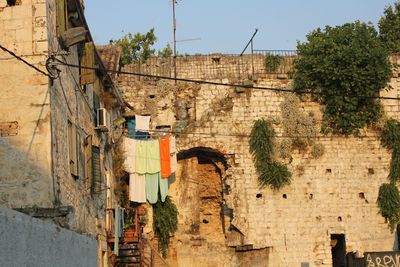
[93,91,100,125]
[68,121,78,177]
[91,146,101,193]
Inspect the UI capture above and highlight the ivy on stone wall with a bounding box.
[381,119,400,182]
[153,196,178,257]
[377,183,400,231]
[279,94,324,159]
[249,119,291,190]
[293,21,392,135]
[378,119,400,231]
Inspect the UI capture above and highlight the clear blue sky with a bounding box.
[84,0,395,55]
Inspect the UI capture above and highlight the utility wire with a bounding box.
[0,44,51,78]
[53,58,400,101]
[134,128,380,140]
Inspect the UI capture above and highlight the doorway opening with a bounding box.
[331,234,346,267]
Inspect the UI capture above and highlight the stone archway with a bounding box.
[168,147,232,266]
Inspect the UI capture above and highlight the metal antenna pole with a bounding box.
[240,28,258,56]
[172,0,177,82]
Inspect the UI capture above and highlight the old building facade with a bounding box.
[0,0,123,265]
[118,54,400,266]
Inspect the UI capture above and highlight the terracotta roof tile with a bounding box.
[96,44,122,78]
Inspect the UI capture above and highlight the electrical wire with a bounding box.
[136,128,381,140]
[0,44,51,78]
[52,58,400,101]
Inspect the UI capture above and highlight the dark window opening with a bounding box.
[282,194,287,199]
[256,193,262,199]
[326,168,332,173]
[7,0,20,6]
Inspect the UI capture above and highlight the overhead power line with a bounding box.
[0,44,51,78]
[52,58,400,101]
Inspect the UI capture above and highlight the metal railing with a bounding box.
[120,51,298,82]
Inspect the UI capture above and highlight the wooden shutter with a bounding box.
[80,42,95,85]
[56,0,66,36]
[68,122,78,177]
[86,135,93,189]
[91,146,101,193]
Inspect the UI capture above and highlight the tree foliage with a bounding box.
[379,1,400,53]
[249,119,291,190]
[157,43,173,58]
[116,28,157,65]
[293,21,392,135]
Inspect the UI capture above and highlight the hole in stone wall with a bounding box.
[309,194,313,200]
[368,168,374,175]
[211,57,221,64]
[359,192,365,199]
[7,0,21,6]
[282,194,287,199]
[326,169,332,173]
[256,193,262,199]
[202,219,209,224]
[148,94,156,99]
[337,216,342,222]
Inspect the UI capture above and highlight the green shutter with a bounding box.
[91,146,101,193]
[81,42,95,85]
[56,0,66,36]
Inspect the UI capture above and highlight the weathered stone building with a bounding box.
[0,0,123,265]
[118,54,400,266]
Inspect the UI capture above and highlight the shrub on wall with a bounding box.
[377,183,400,231]
[249,119,291,190]
[153,197,178,257]
[381,119,400,182]
[264,53,282,72]
[293,21,392,135]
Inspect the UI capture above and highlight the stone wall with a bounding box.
[119,55,400,266]
[0,2,120,260]
[0,205,98,267]
[0,0,53,209]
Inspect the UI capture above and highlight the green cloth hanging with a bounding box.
[159,175,169,202]
[146,172,159,204]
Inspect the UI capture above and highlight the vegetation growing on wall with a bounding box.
[379,1,400,53]
[279,94,324,159]
[264,53,282,72]
[377,119,400,230]
[377,183,400,231]
[116,28,157,65]
[153,197,178,257]
[381,119,400,182]
[293,21,392,135]
[250,119,291,190]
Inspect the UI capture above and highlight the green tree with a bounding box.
[293,21,392,135]
[116,28,157,65]
[157,43,173,58]
[379,1,400,53]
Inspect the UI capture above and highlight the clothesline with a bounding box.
[123,135,177,205]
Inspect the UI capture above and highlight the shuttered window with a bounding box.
[93,92,100,125]
[68,121,78,177]
[86,135,93,188]
[56,0,67,36]
[91,146,101,193]
[80,42,95,85]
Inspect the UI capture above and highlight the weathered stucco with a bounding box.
[119,54,400,266]
[0,205,98,267]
